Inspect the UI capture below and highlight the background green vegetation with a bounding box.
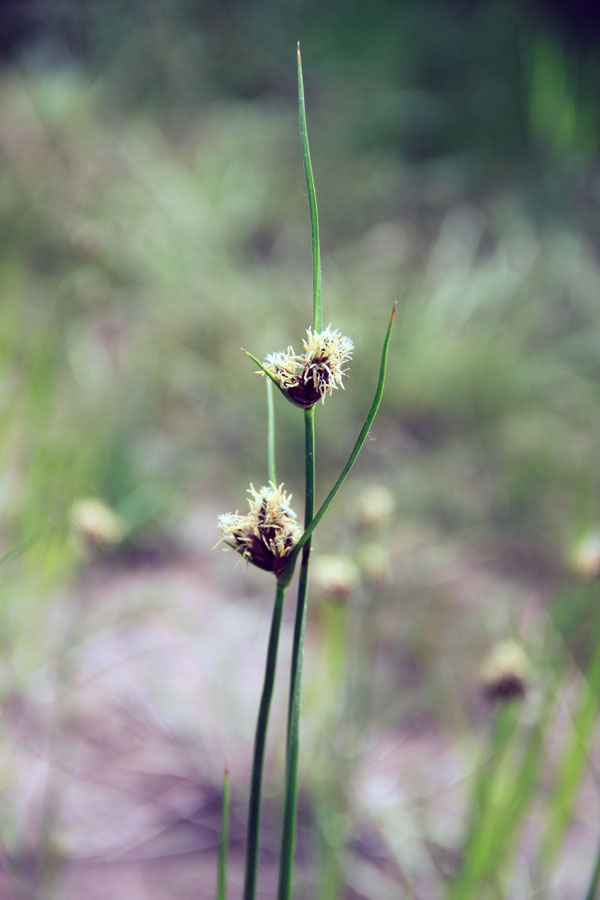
[1,1,600,897]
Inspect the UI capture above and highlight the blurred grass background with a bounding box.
[1,0,600,897]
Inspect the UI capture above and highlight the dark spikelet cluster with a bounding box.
[217,483,302,578]
[263,325,353,408]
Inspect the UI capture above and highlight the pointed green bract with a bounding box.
[242,349,299,408]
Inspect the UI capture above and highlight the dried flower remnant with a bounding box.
[359,542,390,582]
[481,640,528,703]
[569,531,600,580]
[312,554,360,602]
[70,497,126,549]
[218,483,302,578]
[264,325,354,408]
[355,484,396,529]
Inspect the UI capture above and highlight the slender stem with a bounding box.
[585,830,600,900]
[267,379,277,484]
[217,764,230,900]
[278,303,397,588]
[243,582,287,900]
[297,43,322,332]
[278,407,315,900]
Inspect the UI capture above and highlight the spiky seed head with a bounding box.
[480,640,528,703]
[217,483,302,578]
[263,325,354,408]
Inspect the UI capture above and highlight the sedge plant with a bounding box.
[216,44,396,899]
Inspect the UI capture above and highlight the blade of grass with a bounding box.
[540,635,600,866]
[451,693,553,898]
[278,303,397,588]
[217,764,230,900]
[584,831,600,900]
[297,42,322,332]
[455,704,519,863]
[449,705,519,899]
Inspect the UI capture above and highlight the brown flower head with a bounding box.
[217,483,302,578]
[263,325,353,408]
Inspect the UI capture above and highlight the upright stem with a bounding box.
[278,407,315,900]
[585,830,600,900]
[267,379,277,485]
[297,43,322,333]
[243,582,287,900]
[217,764,230,900]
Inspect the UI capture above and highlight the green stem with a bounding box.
[297,43,322,332]
[278,407,315,900]
[217,764,230,900]
[267,379,277,484]
[278,303,397,588]
[585,831,600,900]
[243,582,287,900]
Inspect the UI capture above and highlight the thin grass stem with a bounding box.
[243,582,287,900]
[584,831,600,900]
[297,43,322,332]
[278,406,315,900]
[266,379,277,484]
[217,764,230,900]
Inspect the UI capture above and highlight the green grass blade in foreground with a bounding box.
[266,379,277,484]
[0,528,47,566]
[454,704,519,878]
[297,43,322,332]
[277,407,315,900]
[540,634,600,866]
[217,765,230,900]
[585,830,600,900]
[451,694,552,898]
[243,582,287,900]
[279,302,397,586]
